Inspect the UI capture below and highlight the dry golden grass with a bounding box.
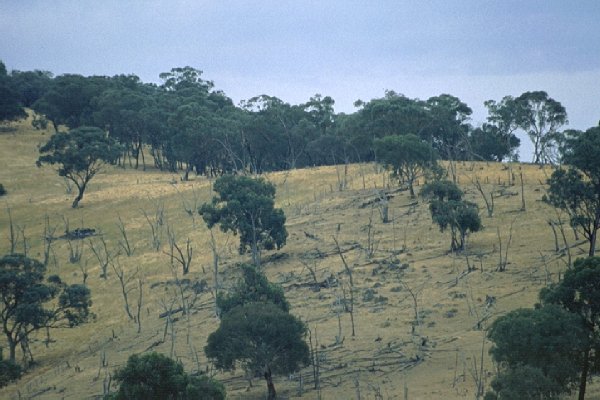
[0,118,597,399]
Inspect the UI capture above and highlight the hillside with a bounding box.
[0,119,596,399]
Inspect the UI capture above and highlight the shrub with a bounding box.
[0,356,21,388]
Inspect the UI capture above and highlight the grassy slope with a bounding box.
[0,119,596,399]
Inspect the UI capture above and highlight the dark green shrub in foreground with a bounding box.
[0,355,21,388]
[108,352,224,400]
[0,183,6,196]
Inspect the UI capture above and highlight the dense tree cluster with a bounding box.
[2,60,583,182]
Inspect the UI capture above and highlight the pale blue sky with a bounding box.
[1,1,599,157]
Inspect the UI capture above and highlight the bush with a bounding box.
[0,357,21,388]
[109,352,224,400]
[484,365,563,400]
[0,184,6,197]
[216,264,289,315]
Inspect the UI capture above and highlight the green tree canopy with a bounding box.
[109,352,225,400]
[540,256,600,399]
[546,125,600,256]
[487,305,587,394]
[199,175,287,266]
[217,264,289,316]
[0,61,27,122]
[484,365,564,400]
[37,126,122,208]
[0,254,92,363]
[421,180,481,251]
[205,302,309,400]
[374,134,437,197]
[515,91,568,164]
[468,123,520,162]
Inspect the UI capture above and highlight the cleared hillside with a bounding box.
[0,119,595,399]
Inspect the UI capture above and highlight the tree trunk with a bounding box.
[72,184,85,208]
[8,338,17,363]
[589,213,599,256]
[264,367,276,400]
[579,347,590,400]
[251,216,260,268]
[589,228,597,257]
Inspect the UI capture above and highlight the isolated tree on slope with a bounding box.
[37,126,122,208]
[199,175,287,267]
[0,254,92,363]
[421,180,482,251]
[205,302,309,400]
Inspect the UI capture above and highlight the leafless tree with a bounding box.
[472,176,497,217]
[43,215,58,268]
[364,207,380,259]
[135,276,144,334]
[141,202,165,251]
[116,216,134,256]
[88,235,116,279]
[5,206,16,253]
[333,235,355,336]
[166,226,193,275]
[496,219,516,272]
[111,258,137,321]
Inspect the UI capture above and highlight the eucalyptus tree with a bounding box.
[37,127,122,208]
[205,302,309,400]
[374,134,437,197]
[32,74,111,131]
[421,180,482,251]
[540,257,600,400]
[516,91,568,164]
[546,125,600,256]
[199,175,287,267]
[0,254,92,363]
[0,61,27,122]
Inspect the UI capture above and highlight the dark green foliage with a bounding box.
[32,74,111,130]
[421,180,482,251]
[546,125,600,256]
[109,352,225,400]
[37,126,122,208]
[487,305,587,393]
[484,365,563,400]
[374,134,437,196]
[420,180,463,202]
[199,175,287,266]
[468,124,520,162]
[205,303,309,393]
[0,183,6,197]
[0,61,27,122]
[540,256,600,399]
[0,356,21,388]
[0,254,92,363]
[217,264,289,315]
[185,375,226,400]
